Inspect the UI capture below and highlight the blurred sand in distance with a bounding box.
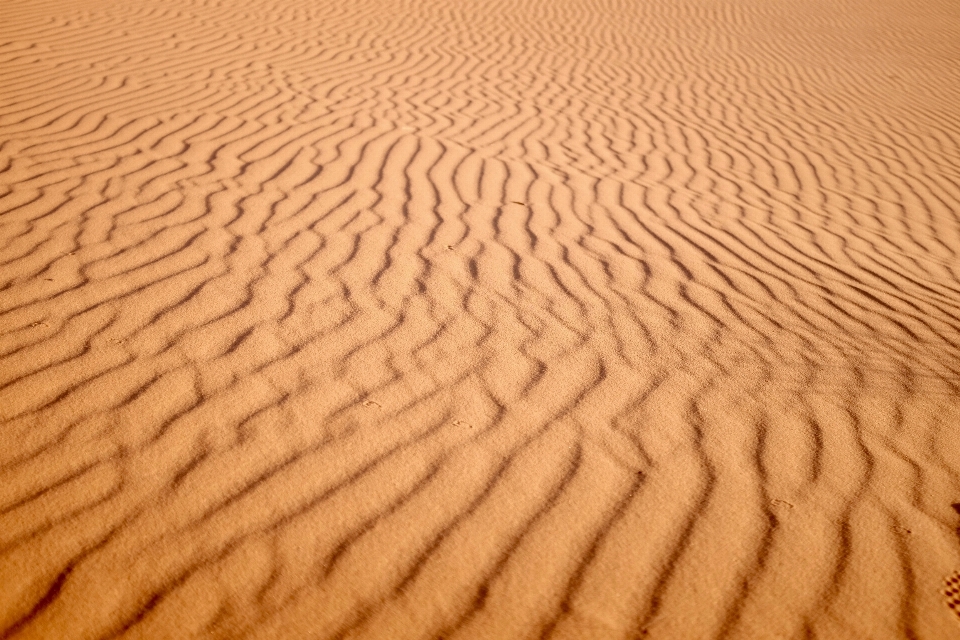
[2,0,960,637]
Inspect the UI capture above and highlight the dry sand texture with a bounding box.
[2,0,960,637]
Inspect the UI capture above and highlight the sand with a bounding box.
[2,0,960,637]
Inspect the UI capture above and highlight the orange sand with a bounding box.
[2,0,960,637]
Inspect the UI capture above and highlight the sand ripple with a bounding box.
[2,0,960,637]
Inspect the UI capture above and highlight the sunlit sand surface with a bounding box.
[2,0,960,637]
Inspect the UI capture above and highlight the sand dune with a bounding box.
[2,0,960,637]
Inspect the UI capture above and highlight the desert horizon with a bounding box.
[2,0,960,637]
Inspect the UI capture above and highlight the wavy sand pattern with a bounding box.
[3,0,960,637]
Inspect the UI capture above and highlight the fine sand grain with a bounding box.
[2,0,960,637]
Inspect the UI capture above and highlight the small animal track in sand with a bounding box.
[945,571,960,621]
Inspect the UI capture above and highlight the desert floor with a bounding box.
[2,0,960,638]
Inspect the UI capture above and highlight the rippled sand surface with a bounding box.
[2,0,960,637]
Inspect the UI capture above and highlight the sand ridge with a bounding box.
[2,0,960,637]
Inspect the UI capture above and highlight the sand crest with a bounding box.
[2,0,960,637]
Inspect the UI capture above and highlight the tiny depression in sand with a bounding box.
[1,0,960,638]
